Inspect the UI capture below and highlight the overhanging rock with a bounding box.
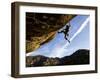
[26,13,76,53]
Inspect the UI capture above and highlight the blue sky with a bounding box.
[27,15,90,58]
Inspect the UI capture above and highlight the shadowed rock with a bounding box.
[26,49,89,67]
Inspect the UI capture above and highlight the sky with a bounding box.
[26,15,90,58]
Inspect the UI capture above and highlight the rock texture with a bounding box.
[26,49,89,67]
[26,13,76,53]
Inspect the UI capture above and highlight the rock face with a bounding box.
[26,12,76,53]
[26,49,89,67]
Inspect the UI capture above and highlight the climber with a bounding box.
[58,22,71,43]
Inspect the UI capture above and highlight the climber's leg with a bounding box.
[64,34,70,43]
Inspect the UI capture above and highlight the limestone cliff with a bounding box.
[26,13,76,53]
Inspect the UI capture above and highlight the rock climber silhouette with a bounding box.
[58,22,71,43]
